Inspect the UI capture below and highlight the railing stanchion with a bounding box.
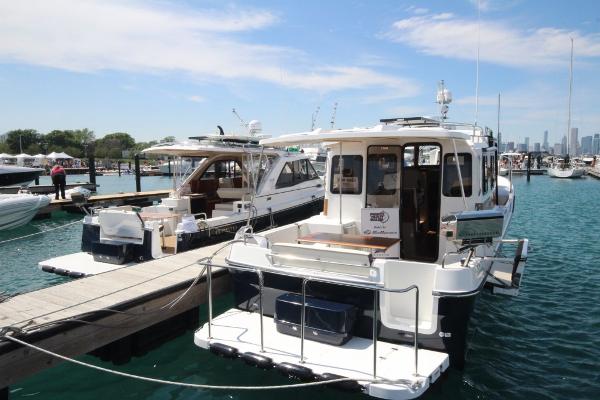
[207,261,213,339]
[258,270,265,352]
[300,278,308,363]
[372,290,378,379]
[414,287,419,377]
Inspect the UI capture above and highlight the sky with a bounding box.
[1,0,599,146]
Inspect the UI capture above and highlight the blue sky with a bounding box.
[1,0,599,146]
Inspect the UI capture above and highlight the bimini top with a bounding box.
[142,134,281,157]
[260,120,473,147]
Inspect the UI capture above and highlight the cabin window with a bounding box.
[276,162,294,188]
[330,155,363,194]
[201,159,241,179]
[275,159,320,189]
[366,146,401,208]
[482,154,488,194]
[443,153,472,197]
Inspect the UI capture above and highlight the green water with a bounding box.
[2,175,599,399]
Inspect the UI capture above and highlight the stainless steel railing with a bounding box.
[198,257,421,378]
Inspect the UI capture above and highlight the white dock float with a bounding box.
[194,308,449,400]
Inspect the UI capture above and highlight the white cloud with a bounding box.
[386,13,600,68]
[187,95,205,103]
[0,0,418,95]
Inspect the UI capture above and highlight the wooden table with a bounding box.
[138,212,177,221]
[297,232,400,251]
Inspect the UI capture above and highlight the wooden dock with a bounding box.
[586,168,600,179]
[0,242,231,393]
[38,189,172,215]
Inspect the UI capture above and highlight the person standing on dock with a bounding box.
[50,163,67,200]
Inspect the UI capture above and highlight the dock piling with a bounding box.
[118,161,121,177]
[527,152,531,182]
[88,146,97,186]
[134,154,141,192]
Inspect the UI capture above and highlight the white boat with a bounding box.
[39,127,325,277]
[548,38,585,179]
[0,193,51,230]
[547,158,585,178]
[0,165,44,187]
[192,110,529,399]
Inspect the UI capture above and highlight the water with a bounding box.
[2,175,599,399]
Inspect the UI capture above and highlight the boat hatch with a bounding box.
[194,309,449,400]
[486,239,528,296]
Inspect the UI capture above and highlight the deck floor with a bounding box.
[194,308,449,400]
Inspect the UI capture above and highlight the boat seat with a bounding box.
[270,243,377,280]
[98,209,145,245]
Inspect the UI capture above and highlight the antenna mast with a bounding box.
[232,108,247,129]
[567,37,573,156]
[474,0,481,126]
[330,102,338,129]
[436,80,452,120]
[311,106,320,131]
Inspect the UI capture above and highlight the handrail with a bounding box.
[198,257,421,378]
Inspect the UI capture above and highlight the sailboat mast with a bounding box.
[567,37,573,156]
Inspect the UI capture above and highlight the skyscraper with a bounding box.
[569,127,578,156]
[593,134,600,155]
[534,142,541,152]
[581,136,593,155]
[553,143,562,155]
[543,130,549,151]
[561,136,567,155]
[525,137,530,152]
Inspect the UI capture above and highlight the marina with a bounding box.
[1,1,600,399]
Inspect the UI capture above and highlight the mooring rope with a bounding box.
[1,335,420,390]
[0,219,82,245]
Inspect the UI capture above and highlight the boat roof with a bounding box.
[142,135,283,157]
[260,124,472,147]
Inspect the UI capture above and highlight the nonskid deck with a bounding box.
[194,308,449,400]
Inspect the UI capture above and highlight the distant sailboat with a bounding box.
[548,38,585,178]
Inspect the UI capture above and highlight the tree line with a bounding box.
[0,129,175,159]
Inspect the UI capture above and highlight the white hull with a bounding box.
[0,193,51,230]
[547,166,585,178]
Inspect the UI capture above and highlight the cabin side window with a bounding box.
[330,155,363,194]
[366,146,401,208]
[482,155,488,194]
[276,162,294,188]
[443,153,472,197]
[275,159,320,189]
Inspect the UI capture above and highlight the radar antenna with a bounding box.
[436,80,452,121]
[311,106,320,131]
[232,108,247,129]
[330,102,338,129]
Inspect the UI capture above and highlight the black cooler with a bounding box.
[274,293,357,346]
[91,241,135,265]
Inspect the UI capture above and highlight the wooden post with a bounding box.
[134,154,141,192]
[117,161,121,177]
[88,149,96,187]
[527,152,531,182]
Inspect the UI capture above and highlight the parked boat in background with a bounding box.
[39,124,324,277]
[548,38,584,179]
[0,192,50,230]
[0,165,44,187]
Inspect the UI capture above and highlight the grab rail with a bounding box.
[198,258,421,378]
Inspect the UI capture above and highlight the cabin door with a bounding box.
[400,144,442,262]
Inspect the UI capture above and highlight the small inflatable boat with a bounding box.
[0,193,51,230]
